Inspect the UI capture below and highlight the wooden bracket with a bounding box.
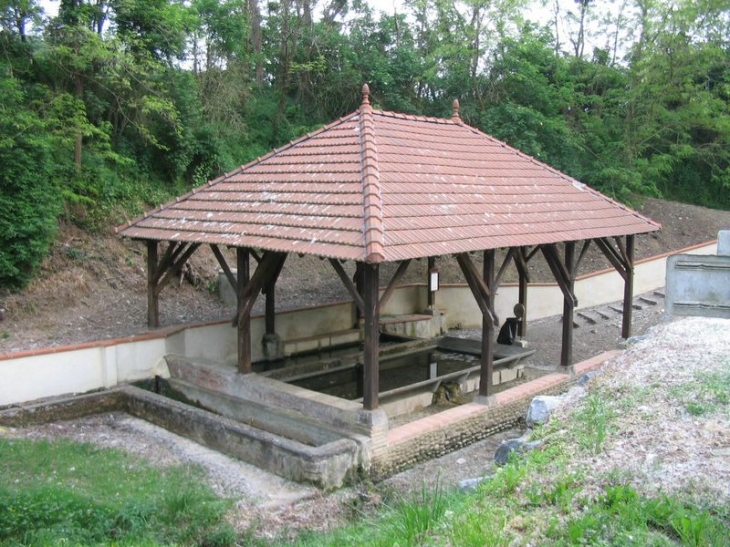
[380,259,411,309]
[330,259,365,314]
[234,252,287,326]
[456,253,495,327]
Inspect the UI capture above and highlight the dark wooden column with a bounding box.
[147,240,159,328]
[236,248,251,374]
[484,250,496,317]
[482,250,496,395]
[514,247,531,337]
[427,256,436,308]
[145,240,200,329]
[594,236,635,339]
[362,263,380,410]
[355,262,365,324]
[622,235,635,338]
[263,257,286,336]
[265,288,275,334]
[561,242,576,367]
[456,253,496,397]
[541,243,578,368]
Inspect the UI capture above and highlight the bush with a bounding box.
[0,72,60,291]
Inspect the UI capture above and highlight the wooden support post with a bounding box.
[456,253,495,397]
[561,242,576,368]
[484,250,496,318]
[622,235,635,339]
[362,263,380,410]
[147,240,159,328]
[237,248,251,374]
[355,262,365,324]
[427,257,436,308]
[516,248,530,337]
[481,250,496,397]
[265,286,275,335]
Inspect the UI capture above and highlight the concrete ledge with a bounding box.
[0,386,362,490]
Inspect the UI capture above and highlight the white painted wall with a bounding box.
[0,242,717,407]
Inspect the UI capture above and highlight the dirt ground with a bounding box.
[0,197,728,354]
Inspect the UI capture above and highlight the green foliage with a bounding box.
[0,437,235,546]
[0,68,59,290]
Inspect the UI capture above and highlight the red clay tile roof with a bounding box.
[117,89,660,263]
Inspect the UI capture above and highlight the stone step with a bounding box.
[594,308,613,320]
[577,311,598,324]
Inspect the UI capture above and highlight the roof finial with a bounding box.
[362,83,370,106]
[452,99,460,120]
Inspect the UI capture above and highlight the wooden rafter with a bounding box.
[380,259,411,309]
[234,251,287,327]
[145,240,201,328]
[330,259,365,314]
[210,244,237,299]
[540,244,578,306]
[455,253,495,324]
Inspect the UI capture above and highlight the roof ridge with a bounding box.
[359,84,385,263]
[373,109,459,126]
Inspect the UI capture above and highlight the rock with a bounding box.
[458,477,487,490]
[494,438,543,466]
[526,395,563,427]
[577,371,596,387]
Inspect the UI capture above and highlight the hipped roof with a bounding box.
[118,86,660,263]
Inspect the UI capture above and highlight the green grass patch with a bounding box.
[670,364,730,417]
[0,437,235,546]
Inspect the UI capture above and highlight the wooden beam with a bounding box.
[515,247,530,337]
[362,263,380,410]
[263,254,287,335]
[154,242,180,284]
[237,248,251,374]
[456,253,495,324]
[622,235,635,339]
[575,240,592,271]
[560,241,577,367]
[379,259,411,309]
[235,252,287,327]
[155,243,201,296]
[210,244,237,298]
[481,250,496,397]
[595,238,628,280]
[427,257,436,308]
[146,240,159,328]
[329,259,365,315]
[493,248,514,290]
[540,245,578,306]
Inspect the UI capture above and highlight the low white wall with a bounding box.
[0,241,717,407]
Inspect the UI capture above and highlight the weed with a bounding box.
[0,331,8,340]
[448,508,511,547]
[575,393,615,454]
[670,364,730,416]
[392,480,448,546]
